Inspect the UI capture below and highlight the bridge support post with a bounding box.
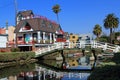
[103,43,107,50]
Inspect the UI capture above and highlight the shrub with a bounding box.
[0,52,35,62]
[11,48,20,52]
[112,52,120,64]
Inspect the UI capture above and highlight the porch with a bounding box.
[16,31,56,45]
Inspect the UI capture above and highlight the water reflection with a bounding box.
[0,53,95,80]
[39,55,95,70]
[0,64,90,80]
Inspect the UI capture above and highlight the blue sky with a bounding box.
[0,0,120,35]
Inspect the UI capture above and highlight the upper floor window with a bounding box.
[27,16,30,19]
[72,36,75,38]
[41,20,46,27]
[49,23,52,28]
[17,14,22,21]
[18,36,22,41]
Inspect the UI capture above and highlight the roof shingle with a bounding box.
[14,18,60,33]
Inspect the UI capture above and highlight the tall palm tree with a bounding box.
[52,4,61,24]
[93,24,102,40]
[104,13,119,43]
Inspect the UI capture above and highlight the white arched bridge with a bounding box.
[35,40,120,57]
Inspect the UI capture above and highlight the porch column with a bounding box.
[43,32,45,43]
[50,33,52,43]
[37,31,41,43]
[53,33,56,43]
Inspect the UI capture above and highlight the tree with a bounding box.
[52,4,61,24]
[93,24,102,40]
[99,35,110,42]
[104,13,119,43]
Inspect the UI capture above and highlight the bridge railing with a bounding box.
[95,41,120,52]
[35,42,64,56]
[35,41,120,56]
[69,40,120,53]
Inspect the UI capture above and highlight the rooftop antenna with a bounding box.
[14,0,18,26]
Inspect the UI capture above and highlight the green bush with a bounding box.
[11,48,20,52]
[112,52,120,64]
[88,52,120,80]
[0,52,35,62]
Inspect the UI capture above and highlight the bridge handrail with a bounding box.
[35,42,64,56]
[35,41,120,57]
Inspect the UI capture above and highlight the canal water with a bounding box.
[0,55,95,80]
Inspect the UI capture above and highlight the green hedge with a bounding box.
[112,52,120,64]
[88,52,120,80]
[0,52,35,62]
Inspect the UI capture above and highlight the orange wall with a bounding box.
[0,28,6,34]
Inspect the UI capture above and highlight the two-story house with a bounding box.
[14,10,66,51]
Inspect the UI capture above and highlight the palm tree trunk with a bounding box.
[110,28,113,43]
[56,13,60,24]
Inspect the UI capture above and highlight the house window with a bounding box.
[18,36,22,41]
[27,16,30,19]
[41,20,46,27]
[72,36,75,38]
[49,23,52,28]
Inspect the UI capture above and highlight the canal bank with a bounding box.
[0,52,37,69]
[0,48,98,80]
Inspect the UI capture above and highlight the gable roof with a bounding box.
[17,10,34,17]
[14,18,60,33]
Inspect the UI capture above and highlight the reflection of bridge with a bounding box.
[35,65,90,80]
[35,41,120,57]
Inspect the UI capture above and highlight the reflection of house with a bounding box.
[68,58,79,67]
[14,10,66,51]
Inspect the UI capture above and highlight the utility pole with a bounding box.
[14,0,18,48]
[14,0,18,26]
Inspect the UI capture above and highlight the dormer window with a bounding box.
[22,17,24,20]
[49,23,52,28]
[17,14,22,21]
[27,16,30,19]
[41,20,46,27]
[22,23,31,30]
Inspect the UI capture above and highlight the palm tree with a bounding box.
[93,24,102,40]
[52,4,61,24]
[104,13,119,43]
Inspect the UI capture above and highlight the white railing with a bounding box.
[35,41,120,57]
[69,40,120,53]
[35,42,64,56]
[94,41,120,53]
